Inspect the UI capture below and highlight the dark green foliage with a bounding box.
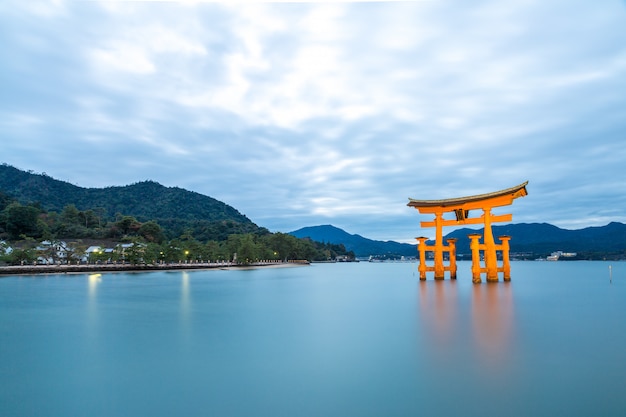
[138,221,166,243]
[156,218,266,242]
[0,164,356,263]
[0,190,13,211]
[235,234,259,264]
[119,238,146,265]
[3,247,37,265]
[0,166,74,212]
[115,215,142,236]
[128,232,354,265]
[0,164,260,239]
[0,237,38,265]
[1,202,41,239]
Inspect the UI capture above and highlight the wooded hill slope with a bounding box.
[0,163,262,240]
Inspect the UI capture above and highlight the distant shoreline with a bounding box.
[0,261,309,276]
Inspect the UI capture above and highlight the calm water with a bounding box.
[1,261,625,417]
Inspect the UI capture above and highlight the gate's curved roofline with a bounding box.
[407,181,528,208]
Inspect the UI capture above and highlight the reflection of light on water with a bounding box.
[472,282,513,370]
[87,273,102,338]
[181,271,191,323]
[417,280,514,370]
[418,280,459,350]
[179,272,194,348]
[88,273,102,299]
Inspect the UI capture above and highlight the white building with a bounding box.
[36,240,70,264]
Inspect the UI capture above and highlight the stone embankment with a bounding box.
[0,260,309,276]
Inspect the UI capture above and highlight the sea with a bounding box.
[1,261,625,417]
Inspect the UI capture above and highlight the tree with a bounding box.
[204,240,225,262]
[237,234,259,264]
[2,202,40,239]
[143,242,163,265]
[36,217,50,238]
[0,190,13,212]
[66,241,87,264]
[225,234,243,262]
[263,233,289,261]
[5,237,38,265]
[117,237,146,264]
[0,240,12,264]
[78,209,98,228]
[139,221,165,243]
[6,247,37,265]
[88,247,109,264]
[60,204,81,225]
[162,240,184,263]
[115,215,141,236]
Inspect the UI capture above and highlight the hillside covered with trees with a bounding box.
[0,164,354,265]
[0,163,261,240]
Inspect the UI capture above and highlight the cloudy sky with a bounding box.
[2,0,625,242]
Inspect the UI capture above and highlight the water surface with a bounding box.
[1,262,625,416]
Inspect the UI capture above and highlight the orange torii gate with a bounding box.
[407,182,528,283]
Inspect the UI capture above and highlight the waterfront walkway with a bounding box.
[0,260,308,276]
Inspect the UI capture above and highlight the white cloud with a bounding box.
[90,44,156,75]
[1,0,626,241]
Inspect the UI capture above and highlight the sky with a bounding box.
[1,0,626,243]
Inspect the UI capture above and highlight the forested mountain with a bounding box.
[0,164,356,265]
[291,222,626,260]
[0,163,262,239]
[289,225,416,258]
[445,222,626,255]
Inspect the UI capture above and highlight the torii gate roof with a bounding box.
[407,181,528,211]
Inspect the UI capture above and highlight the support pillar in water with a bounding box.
[447,238,458,279]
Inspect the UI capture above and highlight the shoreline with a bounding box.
[0,261,309,276]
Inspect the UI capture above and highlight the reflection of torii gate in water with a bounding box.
[408,181,528,283]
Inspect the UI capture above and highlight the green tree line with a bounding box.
[0,191,354,265]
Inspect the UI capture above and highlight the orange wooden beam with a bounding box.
[420,213,512,228]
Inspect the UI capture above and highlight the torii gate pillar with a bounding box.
[408,182,528,282]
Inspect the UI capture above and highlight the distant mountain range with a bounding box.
[290,223,626,259]
[289,225,416,258]
[445,222,626,255]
